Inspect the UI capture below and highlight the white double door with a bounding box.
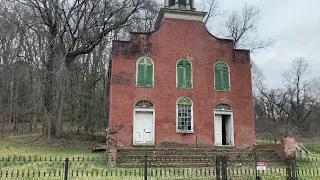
[133,111,154,145]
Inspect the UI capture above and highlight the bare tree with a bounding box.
[221,3,274,53]
[198,0,225,25]
[257,58,319,136]
[10,0,151,138]
[251,61,265,94]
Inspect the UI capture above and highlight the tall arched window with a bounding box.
[176,96,193,132]
[136,57,154,87]
[176,59,192,88]
[214,61,230,91]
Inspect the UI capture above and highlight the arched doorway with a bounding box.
[214,104,234,146]
[133,100,155,145]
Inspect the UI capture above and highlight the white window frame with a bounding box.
[176,97,194,133]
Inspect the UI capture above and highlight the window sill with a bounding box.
[176,87,193,89]
[214,89,231,92]
[136,85,154,88]
[176,130,194,134]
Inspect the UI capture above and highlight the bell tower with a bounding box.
[155,0,206,29]
[164,0,195,10]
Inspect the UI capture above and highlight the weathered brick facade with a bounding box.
[108,10,255,149]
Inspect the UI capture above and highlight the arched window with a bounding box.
[214,62,230,91]
[134,100,154,108]
[177,59,192,88]
[176,96,193,132]
[136,57,154,87]
[214,104,232,111]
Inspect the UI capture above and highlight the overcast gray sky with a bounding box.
[159,0,320,87]
[209,0,320,87]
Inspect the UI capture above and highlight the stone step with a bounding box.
[117,148,274,154]
[117,151,275,158]
[117,154,256,160]
[115,147,279,168]
[118,147,251,152]
[116,156,278,165]
[116,162,214,168]
[116,157,277,163]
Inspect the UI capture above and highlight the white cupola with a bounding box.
[164,0,195,11]
[155,0,206,29]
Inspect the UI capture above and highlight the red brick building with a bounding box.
[108,0,255,150]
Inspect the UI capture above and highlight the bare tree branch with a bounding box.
[221,3,275,53]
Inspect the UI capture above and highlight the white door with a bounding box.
[134,111,154,145]
[214,114,222,146]
[225,117,231,145]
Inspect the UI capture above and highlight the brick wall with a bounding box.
[109,18,255,148]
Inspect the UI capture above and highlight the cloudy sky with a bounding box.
[159,0,320,87]
[210,0,320,87]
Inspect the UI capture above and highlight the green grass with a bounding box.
[255,139,282,145]
[0,140,93,157]
[304,142,320,154]
[1,139,320,179]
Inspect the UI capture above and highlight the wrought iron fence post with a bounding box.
[216,155,228,180]
[64,158,69,180]
[216,155,220,180]
[254,149,258,180]
[221,155,228,180]
[286,157,297,180]
[144,156,147,180]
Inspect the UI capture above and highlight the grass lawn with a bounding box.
[0,140,93,157]
[1,137,320,179]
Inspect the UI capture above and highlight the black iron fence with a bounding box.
[1,154,320,179]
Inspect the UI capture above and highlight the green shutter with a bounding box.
[185,63,192,88]
[222,68,230,90]
[215,68,222,90]
[145,64,153,86]
[177,66,184,88]
[177,60,192,88]
[137,64,145,86]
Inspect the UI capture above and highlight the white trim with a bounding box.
[133,108,155,145]
[213,61,231,91]
[176,59,193,89]
[214,110,234,146]
[136,56,154,87]
[155,9,206,29]
[176,96,194,133]
[162,9,205,21]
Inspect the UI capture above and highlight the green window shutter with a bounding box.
[177,60,192,88]
[145,64,153,86]
[137,64,145,86]
[185,63,192,88]
[222,68,230,90]
[215,68,222,90]
[177,66,184,88]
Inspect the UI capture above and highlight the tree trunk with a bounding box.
[43,31,56,138]
[8,70,13,128]
[55,66,66,138]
